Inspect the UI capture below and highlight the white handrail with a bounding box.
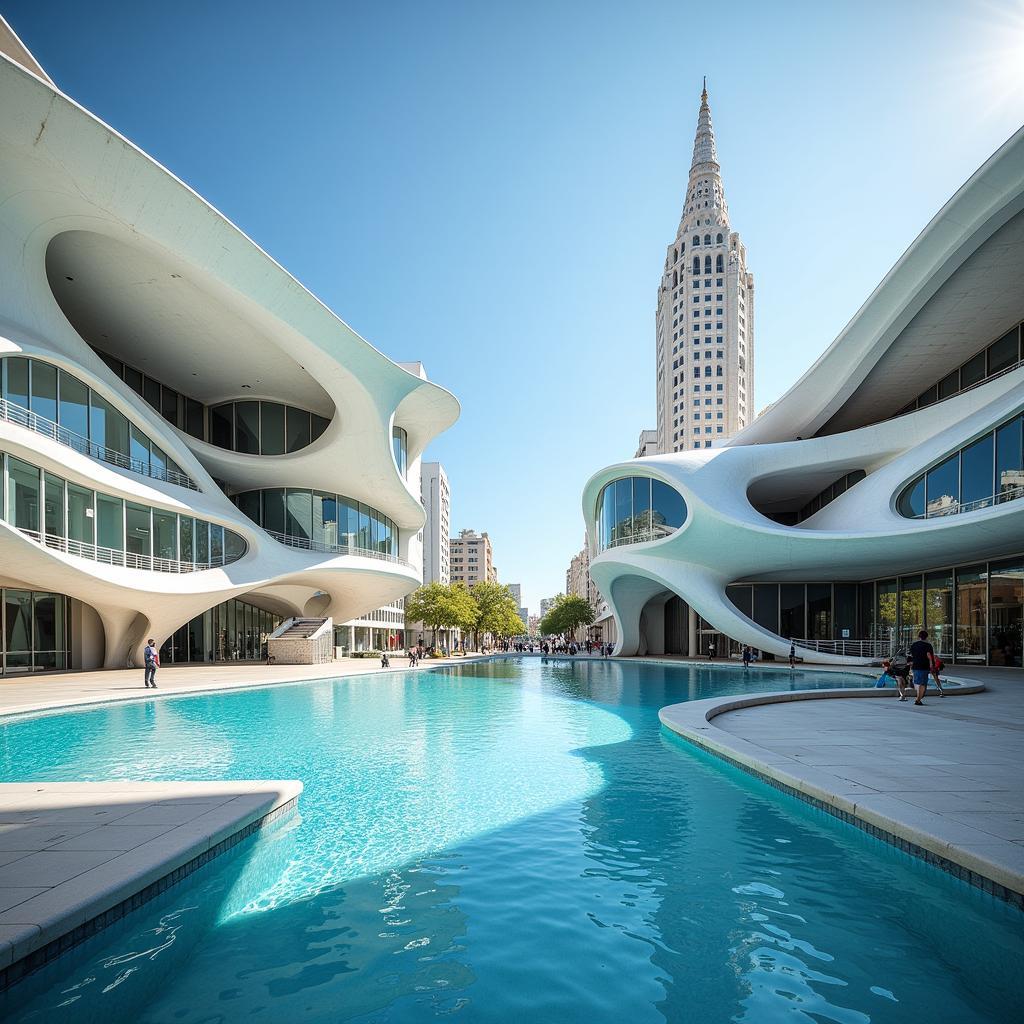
[911,484,1024,519]
[20,528,235,573]
[791,637,892,658]
[263,528,413,568]
[0,397,198,490]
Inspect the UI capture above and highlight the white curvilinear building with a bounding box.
[586,121,1024,668]
[655,83,754,456]
[0,24,458,673]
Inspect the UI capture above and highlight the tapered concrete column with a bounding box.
[688,605,698,658]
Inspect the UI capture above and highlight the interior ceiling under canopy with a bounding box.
[45,230,335,415]
[819,208,1024,436]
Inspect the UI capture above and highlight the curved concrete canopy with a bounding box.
[734,124,1024,445]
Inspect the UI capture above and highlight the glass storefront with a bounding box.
[595,476,687,551]
[159,598,280,664]
[725,554,1024,665]
[1,589,68,674]
[0,451,246,569]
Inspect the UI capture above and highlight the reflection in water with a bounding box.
[0,660,1021,1024]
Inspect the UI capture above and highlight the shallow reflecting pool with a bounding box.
[0,659,1020,1023]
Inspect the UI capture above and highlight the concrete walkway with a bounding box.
[0,780,300,986]
[660,667,1024,905]
[0,654,486,719]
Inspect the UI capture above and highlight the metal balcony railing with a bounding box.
[791,637,893,658]
[263,528,413,568]
[602,527,677,550]
[19,529,232,573]
[0,397,199,491]
[911,484,1024,519]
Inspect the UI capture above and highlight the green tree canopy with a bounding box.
[469,581,524,643]
[406,581,478,646]
[539,593,595,638]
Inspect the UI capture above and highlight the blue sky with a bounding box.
[8,0,1024,613]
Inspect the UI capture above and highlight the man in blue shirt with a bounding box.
[143,638,159,689]
[908,630,935,706]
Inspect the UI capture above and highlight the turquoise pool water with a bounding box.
[0,658,1021,1023]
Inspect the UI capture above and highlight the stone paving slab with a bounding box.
[658,670,1024,905]
[0,780,301,979]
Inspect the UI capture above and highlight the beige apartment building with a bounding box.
[449,529,496,587]
[655,83,754,454]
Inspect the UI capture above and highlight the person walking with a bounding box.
[789,641,796,670]
[143,638,159,688]
[908,630,935,706]
[380,650,390,669]
[707,639,716,661]
[742,646,752,669]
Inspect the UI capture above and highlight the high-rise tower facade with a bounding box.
[655,84,754,454]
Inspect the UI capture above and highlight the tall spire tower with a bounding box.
[653,83,754,455]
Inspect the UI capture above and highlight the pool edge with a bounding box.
[0,780,302,991]
[658,682,1024,910]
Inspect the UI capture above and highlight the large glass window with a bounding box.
[876,579,897,644]
[807,583,832,641]
[44,473,65,538]
[595,476,687,551]
[97,495,123,551]
[899,574,923,647]
[286,407,311,452]
[926,455,959,516]
[261,403,285,456]
[779,583,806,640]
[960,433,993,509]
[7,456,40,531]
[3,357,29,409]
[67,484,94,545]
[235,402,260,455]
[3,589,33,672]
[392,426,408,477]
[925,570,953,659]
[2,358,193,488]
[752,584,779,634]
[900,409,1024,517]
[30,360,57,422]
[834,583,858,640]
[989,559,1023,667]
[286,488,313,540]
[996,415,1023,502]
[955,565,987,662]
[154,511,177,560]
[988,327,1020,375]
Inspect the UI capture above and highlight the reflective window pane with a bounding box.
[44,473,64,537]
[67,485,94,545]
[58,371,89,437]
[286,407,311,452]
[29,360,57,421]
[210,524,224,562]
[185,398,204,439]
[260,402,285,456]
[651,479,686,535]
[899,574,923,647]
[4,357,30,409]
[210,404,233,449]
[179,516,195,562]
[262,489,285,534]
[154,511,177,560]
[996,415,1023,501]
[125,503,151,556]
[235,402,260,455]
[752,584,779,633]
[925,570,953,659]
[96,494,124,550]
[960,432,993,509]
[130,425,150,470]
[960,351,985,388]
[90,393,129,458]
[807,583,832,641]
[987,327,1020,375]
[926,454,959,515]
[989,559,1023,667]
[236,491,261,525]
[195,521,210,563]
[7,456,40,531]
[779,583,805,640]
[955,565,987,662]
[897,475,925,518]
[286,488,312,540]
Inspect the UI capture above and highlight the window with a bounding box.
[716,233,723,243]
[716,255,724,273]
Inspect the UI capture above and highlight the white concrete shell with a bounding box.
[585,124,1024,665]
[0,45,458,668]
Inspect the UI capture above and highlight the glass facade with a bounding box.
[595,476,687,551]
[726,555,1023,666]
[898,411,1024,517]
[897,322,1022,415]
[1,589,68,674]
[92,347,330,454]
[159,598,280,664]
[392,427,408,478]
[230,488,399,557]
[0,450,246,570]
[1,357,192,487]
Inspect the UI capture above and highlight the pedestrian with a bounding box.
[381,650,390,669]
[742,646,752,669]
[789,641,796,670]
[707,639,716,661]
[143,637,159,688]
[930,652,947,698]
[879,658,909,699]
[908,629,934,706]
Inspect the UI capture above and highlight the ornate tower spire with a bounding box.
[691,77,720,175]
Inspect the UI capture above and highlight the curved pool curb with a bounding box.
[0,780,302,990]
[658,680,1024,910]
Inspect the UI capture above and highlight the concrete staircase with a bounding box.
[267,617,333,664]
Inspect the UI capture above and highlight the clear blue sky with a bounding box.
[8,0,1024,614]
